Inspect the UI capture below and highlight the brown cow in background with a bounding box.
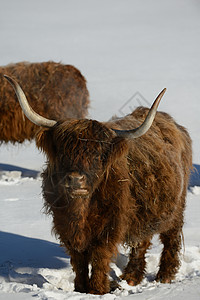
[0,61,89,143]
[5,75,192,295]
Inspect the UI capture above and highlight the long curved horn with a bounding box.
[4,75,57,128]
[112,88,166,139]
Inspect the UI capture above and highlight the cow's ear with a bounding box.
[36,128,56,162]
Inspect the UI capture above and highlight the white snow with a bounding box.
[0,0,200,299]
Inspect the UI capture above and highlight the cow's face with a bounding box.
[36,119,128,199]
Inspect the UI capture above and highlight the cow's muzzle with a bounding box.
[65,172,89,197]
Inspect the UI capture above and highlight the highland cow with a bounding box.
[5,75,192,295]
[0,61,89,143]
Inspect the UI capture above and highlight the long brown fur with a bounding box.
[0,61,89,143]
[35,106,192,294]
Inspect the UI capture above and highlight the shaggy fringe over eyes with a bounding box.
[36,119,130,169]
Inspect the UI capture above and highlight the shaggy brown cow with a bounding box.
[5,75,192,295]
[0,61,89,143]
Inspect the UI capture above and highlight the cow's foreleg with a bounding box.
[156,227,182,283]
[70,250,89,293]
[121,240,151,285]
[89,245,115,294]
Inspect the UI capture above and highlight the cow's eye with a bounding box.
[94,156,100,164]
[101,153,108,163]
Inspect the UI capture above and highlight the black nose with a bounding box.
[66,172,86,189]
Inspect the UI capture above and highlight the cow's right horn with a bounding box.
[4,75,57,128]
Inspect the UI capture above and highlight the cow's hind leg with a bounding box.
[156,227,182,283]
[121,240,151,286]
[70,250,89,293]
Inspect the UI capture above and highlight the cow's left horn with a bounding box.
[112,88,166,139]
[4,75,57,128]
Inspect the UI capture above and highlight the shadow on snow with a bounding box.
[189,164,200,188]
[0,231,69,287]
[0,163,40,179]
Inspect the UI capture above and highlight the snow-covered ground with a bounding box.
[0,0,200,299]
